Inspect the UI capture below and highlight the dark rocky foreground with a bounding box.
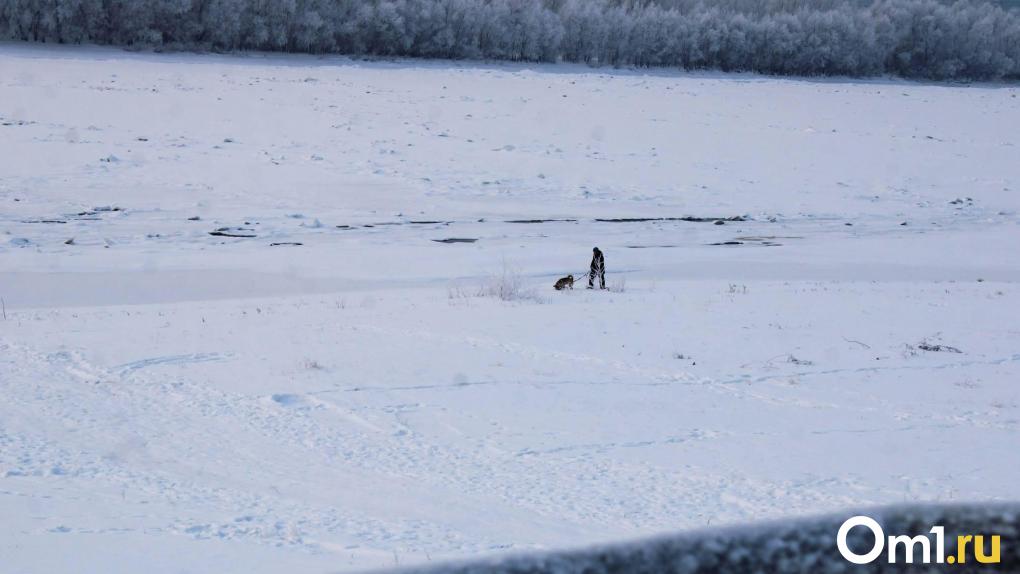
[382,504,1019,574]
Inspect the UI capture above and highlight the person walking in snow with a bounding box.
[589,247,606,289]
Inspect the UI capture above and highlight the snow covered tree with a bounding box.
[2,0,1018,80]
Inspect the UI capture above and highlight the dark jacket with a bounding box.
[590,248,605,272]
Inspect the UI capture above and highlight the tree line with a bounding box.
[2,0,1019,80]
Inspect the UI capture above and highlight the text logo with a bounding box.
[837,515,1000,565]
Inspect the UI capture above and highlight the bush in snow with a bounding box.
[480,261,541,303]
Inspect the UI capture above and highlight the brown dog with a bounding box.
[554,274,575,291]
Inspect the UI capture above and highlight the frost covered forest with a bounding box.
[2,0,1020,80]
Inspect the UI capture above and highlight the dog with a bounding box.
[554,274,575,291]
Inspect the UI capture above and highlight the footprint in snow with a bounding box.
[270,393,309,407]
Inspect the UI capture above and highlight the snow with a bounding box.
[1,43,1018,573]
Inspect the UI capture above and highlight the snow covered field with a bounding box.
[1,43,1018,573]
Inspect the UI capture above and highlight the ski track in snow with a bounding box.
[3,286,1017,571]
[115,352,232,375]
